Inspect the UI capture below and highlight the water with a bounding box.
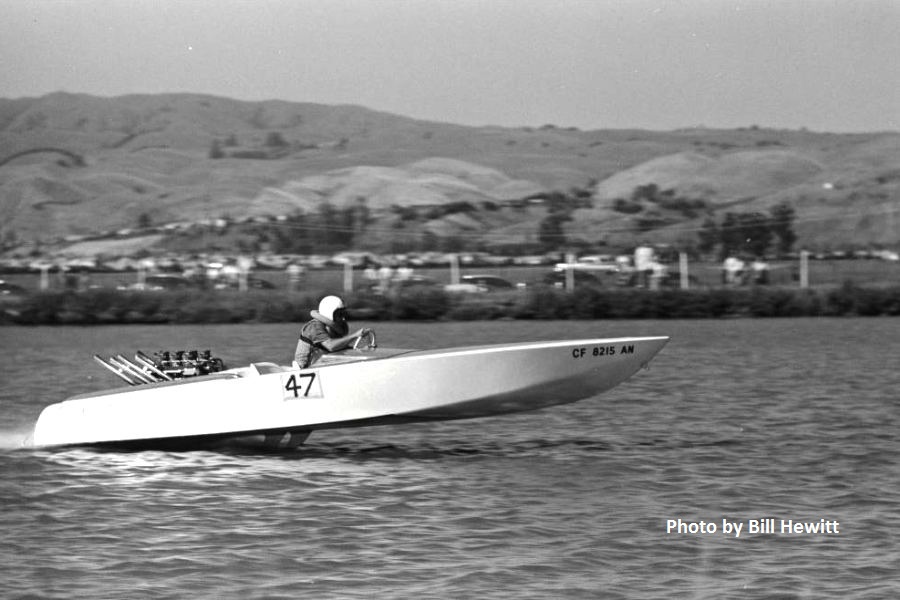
[1,319,899,599]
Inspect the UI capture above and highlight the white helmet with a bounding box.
[317,295,345,321]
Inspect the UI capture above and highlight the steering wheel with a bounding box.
[353,329,377,350]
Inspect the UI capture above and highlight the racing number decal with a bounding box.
[284,373,317,398]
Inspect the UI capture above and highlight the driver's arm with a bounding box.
[320,328,372,352]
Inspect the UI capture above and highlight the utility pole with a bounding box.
[799,250,809,288]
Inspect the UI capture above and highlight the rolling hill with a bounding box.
[0,92,898,255]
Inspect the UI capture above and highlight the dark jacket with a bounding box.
[293,310,349,368]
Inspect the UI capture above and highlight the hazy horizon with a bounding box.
[2,0,898,133]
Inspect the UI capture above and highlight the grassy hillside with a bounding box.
[0,92,897,255]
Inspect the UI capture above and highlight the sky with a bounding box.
[2,0,898,132]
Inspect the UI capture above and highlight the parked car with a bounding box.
[513,255,553,266]
[555,255,620,273]
[615,269,700,288]
[460,275,517,291]
[214,277,277,290]
[444,282,485,294]
[122,274,198,292]
[542,269,602,288]
[364,274,443,294]
[394,274,442,290]
[0,279,28,302]
[247,277,276,290]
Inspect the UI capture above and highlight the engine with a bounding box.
[152,349,227,378]
[93,349,228,386]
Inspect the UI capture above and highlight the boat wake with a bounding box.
[0,428,35,450]
[10,434,741,458]
[268,438,619,460]
[291,437,741,460]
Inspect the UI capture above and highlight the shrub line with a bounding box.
[2,282,899,325]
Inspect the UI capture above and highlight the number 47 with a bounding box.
[284,373,317,398]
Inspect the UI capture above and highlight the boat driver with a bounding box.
[294,295,374,368]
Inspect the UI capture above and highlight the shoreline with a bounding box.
[2,282,899,325]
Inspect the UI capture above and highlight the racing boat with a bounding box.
[30,334,668,450]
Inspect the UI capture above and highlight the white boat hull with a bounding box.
[31,336,668,449]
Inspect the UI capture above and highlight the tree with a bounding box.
[271,212,311,254]
[338,205,356,246]
[632,183,660,203]
[208,139,224,159]
[265,131,288,148]
[137,212,153,229]
[697,217,719,256]
[719,211,773,258]
[740,212,774,257]
[769,202,797,255]
[352,197,371,238]
[249,107,267,129]
[613,198,643,214]
[419,230,439,252]
[538,211,571,250]
[5,229,18,248]
[440,235,466,253]
[316,202,339,247]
